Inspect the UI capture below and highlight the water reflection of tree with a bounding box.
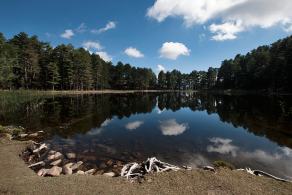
[158,93,292,148]
[0,93,157,137]
[0,92,291,148]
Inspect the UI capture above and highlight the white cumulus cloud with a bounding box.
[159,119,188,136]
[82,41,103,51]
[209,21,244,41]
[157,64,166,73]
[61,29,74,39]
[96,51,112,62]
[147,0,292,40]
[92,21,117,34]
[125,121,144,130]
[159,42,190,60]
[76,23,87,33]
[124,47,144,58]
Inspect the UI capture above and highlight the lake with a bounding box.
[1,92,292,179]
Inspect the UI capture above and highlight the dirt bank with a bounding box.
[0,138,291,195]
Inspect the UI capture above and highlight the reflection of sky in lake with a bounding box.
[62,106,292,179]
[1,92,292,179]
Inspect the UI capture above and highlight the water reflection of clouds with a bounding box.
[207,137,292,178]
[207,137,239,157]
[159,119,189,136]
[87,119,112,135]
[125,121,144,130]
[156,107,165,114]
[101,119,111,127]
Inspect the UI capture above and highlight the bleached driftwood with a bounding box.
[33,143,48,154]
[237,168,291,183]
[121,157,183,180]
[28,161,45,168]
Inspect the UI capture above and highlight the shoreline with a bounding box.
[0,136,292,194]
[0,89,291,96]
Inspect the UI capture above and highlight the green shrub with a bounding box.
[0,125,24,135]
[0,125,5,133]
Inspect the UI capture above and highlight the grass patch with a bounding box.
[213,160,235,170]
[0,125,24,136]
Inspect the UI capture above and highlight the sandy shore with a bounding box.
[0,138,292,195]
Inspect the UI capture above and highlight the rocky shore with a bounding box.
[1,126,292,194]
[21,141,119,178]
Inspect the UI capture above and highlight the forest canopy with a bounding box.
[0,32,291,92]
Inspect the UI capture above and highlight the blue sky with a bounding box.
[1,0,291,73]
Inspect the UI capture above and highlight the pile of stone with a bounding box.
[22,142,97,177]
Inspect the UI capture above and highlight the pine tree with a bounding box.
[47,62,60,90]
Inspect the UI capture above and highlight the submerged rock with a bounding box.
[48,152,63,161]
[48,150,56,155]
[28,133,39,138]
[54,152,63,159]
[66,152,76,159]
[106,160,113,166]
[47,166,62,177]
[99,162,107,169]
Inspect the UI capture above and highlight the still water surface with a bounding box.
[1,92,292,179]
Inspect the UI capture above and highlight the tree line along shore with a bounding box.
[0,32,291,92]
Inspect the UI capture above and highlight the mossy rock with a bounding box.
[213,160,235,170]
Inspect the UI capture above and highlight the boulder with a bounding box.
[99,162,107,169]
[48,152,63,161]
[50,159,62,166]
[103,172,115,177]
[47,155,55,161]
[116,161,123,166]
[76,170,85,175]
[71,161,83,171]
[64,162,74,168]
[37,169,49,177]
[47,166,62,177]
[66,152,76,159]
[85,169,96,175]
[62,166,73,175]
[106,160,113,166]
[19,134,28,138]
[48,150,56,155]
[54,152,63,159]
